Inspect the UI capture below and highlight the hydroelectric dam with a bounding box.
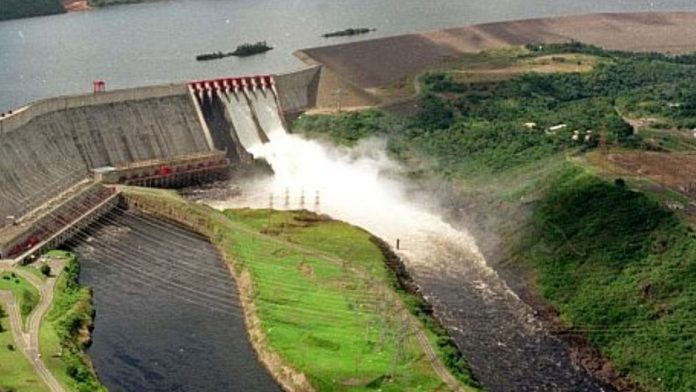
[0,50,610,390]
[0,65,321,391]
[0,66,320,263]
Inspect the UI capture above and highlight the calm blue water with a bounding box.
[2,0,696,111]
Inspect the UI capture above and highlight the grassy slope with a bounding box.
[0,0,65,21]
[0,272,40,325]
[39,250,105,392]
[523,166,696,392]
[224,208,477,391]
[294,43,696,391]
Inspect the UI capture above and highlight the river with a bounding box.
[2,0,696,112]
[70,209,280,392]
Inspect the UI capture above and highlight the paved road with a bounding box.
[0,259,66,392]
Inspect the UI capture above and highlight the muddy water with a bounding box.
[202,133,611,391]
[70,210,279,392]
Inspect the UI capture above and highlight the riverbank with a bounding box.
[121,186,480,391]
[0,0,65,22]
[38,250,105,392]
[0,0,160,21]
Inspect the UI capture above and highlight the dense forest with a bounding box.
[0,0,65,21]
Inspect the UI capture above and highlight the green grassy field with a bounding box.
[39,250,105,392]
[0,271,40,325]
[224,208,478,391]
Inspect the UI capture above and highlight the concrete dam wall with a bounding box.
[0,68,320,235]
[0,89,213,225]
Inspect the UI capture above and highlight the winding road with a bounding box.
[0,258,66,392]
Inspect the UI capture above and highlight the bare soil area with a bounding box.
[299,12,696,91]
[610,151,696,196]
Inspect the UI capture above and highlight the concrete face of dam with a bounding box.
[0,86,212,226]
[0,68,320,258]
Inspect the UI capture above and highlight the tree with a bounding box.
[40,264,51,277]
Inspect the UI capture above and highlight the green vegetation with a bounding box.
[224,208,478,391]
[231,41,273,57]
[19,265,48,281]
[295,43,696,391]
[0,0,65,22]
[40,265,51,277]
[0,308,47,392]
[0,273,44,391]
[40,250,105,392]
[522,165,696,391]
[0,271,40,323]
[323,28,375,38]
[296,110,395,147]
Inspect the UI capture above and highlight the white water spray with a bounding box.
[208,124,521,306]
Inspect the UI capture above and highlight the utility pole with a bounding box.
[335,88,343,113]
[299,190,305,210]
[314,190,320,213]
[284,188,290,210]
[267,193,274,229]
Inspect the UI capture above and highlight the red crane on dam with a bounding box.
[93,80,106,93]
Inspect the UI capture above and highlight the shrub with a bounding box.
[40,265,51,277]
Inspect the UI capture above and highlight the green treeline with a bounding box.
[0,0,65,21]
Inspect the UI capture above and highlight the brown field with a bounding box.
[609,152,696,197]
[298,12,696,97]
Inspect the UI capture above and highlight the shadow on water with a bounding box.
[68,209,279,392]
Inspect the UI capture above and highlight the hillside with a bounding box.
[294,43,696,391]
[0,0,65,21]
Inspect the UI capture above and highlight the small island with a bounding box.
[196,41,273,62]
[322,28,375,38]
[231,41,273,57]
